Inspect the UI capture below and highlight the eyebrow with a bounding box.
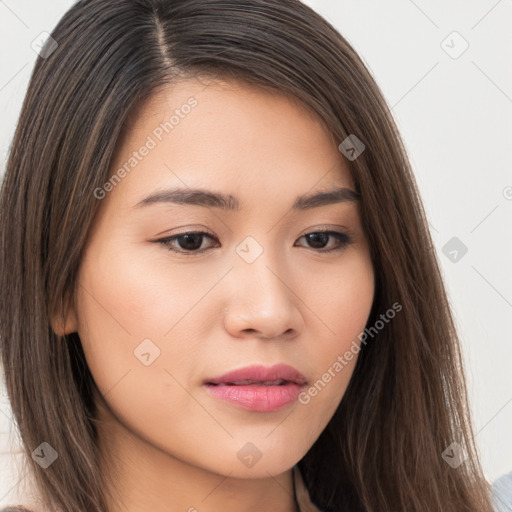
[133,186,360,211]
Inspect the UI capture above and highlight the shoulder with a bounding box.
[492,471,512,512]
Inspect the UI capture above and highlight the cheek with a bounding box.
[297,245,375,339]
[295,250,374,408]
[74,239,219,410]
[76,238,209,341]
[74,256,199,444]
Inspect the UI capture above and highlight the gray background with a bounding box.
[1,0,511,506]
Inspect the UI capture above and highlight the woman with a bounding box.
[0,0,496,511]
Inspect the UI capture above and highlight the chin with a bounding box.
[208,443,302,479]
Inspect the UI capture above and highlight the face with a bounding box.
[56,77,374,480]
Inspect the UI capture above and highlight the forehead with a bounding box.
[104,77,355,212]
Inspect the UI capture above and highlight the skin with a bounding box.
[52,77,375,512]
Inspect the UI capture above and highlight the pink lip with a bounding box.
[203,364,307,412]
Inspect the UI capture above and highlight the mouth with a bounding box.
[204,363,308,386]
[208,379,292,386]
[203,364,307,412]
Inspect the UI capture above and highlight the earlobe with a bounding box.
[50,296,79,336]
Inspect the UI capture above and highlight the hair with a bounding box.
[0,1,493,511]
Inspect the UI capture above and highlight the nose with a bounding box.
[223,251,304,340]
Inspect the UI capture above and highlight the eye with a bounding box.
[295,230,353,253]
[158,231,219,254]
[156,229,352,255]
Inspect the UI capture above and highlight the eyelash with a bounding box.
[156,229,353,256]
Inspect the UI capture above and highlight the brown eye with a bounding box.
[296,231,352,252]
[158,231,219,254]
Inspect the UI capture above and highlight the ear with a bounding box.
[50,293,79,336]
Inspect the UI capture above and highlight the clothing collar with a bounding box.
[293,464,323,512]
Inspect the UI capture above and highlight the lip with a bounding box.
[205,363,307,386]
[203,364,307,412]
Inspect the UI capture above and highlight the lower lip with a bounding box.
[204,383,304,412]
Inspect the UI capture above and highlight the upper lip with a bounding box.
[205,364,307,386]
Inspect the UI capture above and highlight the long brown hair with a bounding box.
[0,1,493,511]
